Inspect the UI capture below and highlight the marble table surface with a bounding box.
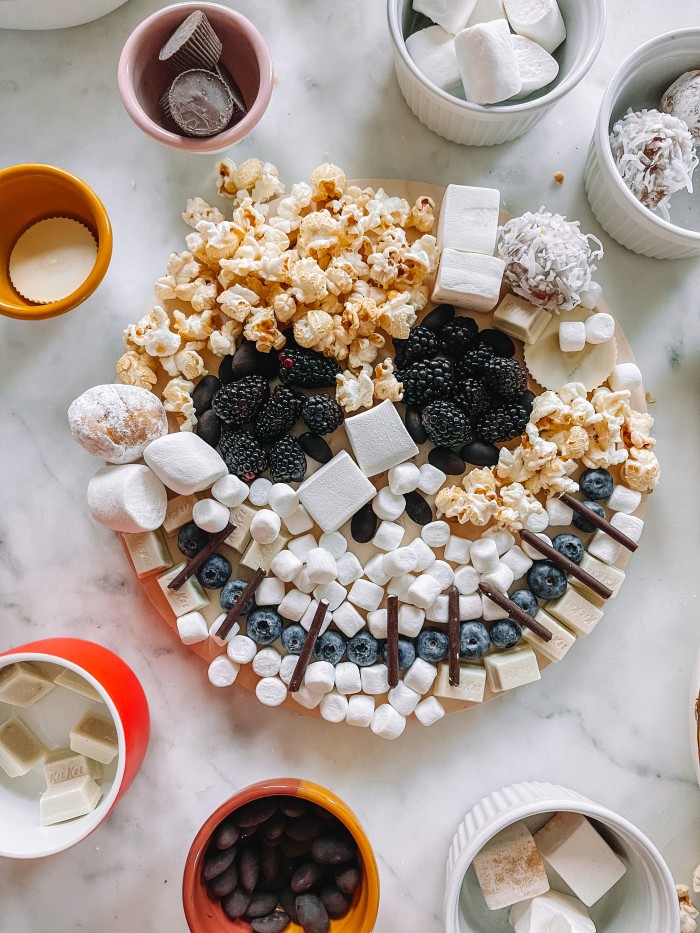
[1,1,699,930]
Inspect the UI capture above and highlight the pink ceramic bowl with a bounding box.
[118,2,273,153]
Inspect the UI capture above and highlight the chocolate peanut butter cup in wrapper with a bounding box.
[159,10,222,72]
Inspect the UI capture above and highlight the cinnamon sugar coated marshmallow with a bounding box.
[68,384,168,464]
[473,821,550,910]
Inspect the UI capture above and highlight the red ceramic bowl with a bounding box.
[0,638,149,858]
[183,779,380,933]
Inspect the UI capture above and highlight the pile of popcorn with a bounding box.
[116,159,438,429]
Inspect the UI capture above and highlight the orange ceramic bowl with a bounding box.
[0,164,112,321]
[183,779,380,933]
[0,638,149,858]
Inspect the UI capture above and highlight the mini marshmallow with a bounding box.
[87,464,168,533]
[471,537,499,573]
[367,609,388,639]
[252,647,282,677]
[305,548,338,584]
[404,658,438,694]
[388,681,421,716]
[344,401,419,478]
[510,33,559,99]
[143,432,227,495]
[361,663,390,695]
[482,592,510,620]
[418,462,447,496]
[421,521,451,548]
[210,614,240,647]
[279,654,299,685]
[459,593,483,620]
[256,577,286,606]
[585,312,615,345]
[413,0,477,35]
[208,656,239,688]
[444,535,471,565]
[255,677,287,707]
[504,0,566,52]
[346,694,375,727]
[336,552,364,586]
[407,574,443,610]
[332,601,366,638]
[483,526,516,555]
[271,549,303,583]
[291,684,324,710]
[414,696,446,726]
[608,485,642,514]
[250,509,282,545]
[283,504,314,535]
[387,574,416,599]
[373,487,406,521]
[335,661,362,695]
[319,531,348,560]
[211,474,248,508]
[480,562,515,593]
[320,691,349,723]
[398,604,426,638]
[267,483,299,518]
[405,25,461,92]
[371,704,406,740]
[372,520,406,552]
[607,512,644,541]
[348,578,385,612]
[426,559,455,590]
[388,462,421,495]
[248,477,272,506]
[383,547,419,577]
[546,496,574,526]
[300,600,332,634]
[588,530,622,564]
[313,581,347,612]
[467,0,507,24]
[364,553,392,586]
[609,362,642,392]
[426,595,449,623]
[454,565,480,594]
[521,532,551,560]
[580,281,603,309]
[305,660,336,694]
[559,320,586,353]
[454,20,522,105]
[408,537,437,571]
[525,510,550,533]
[501,545,533,580]
[437,184,501,255]
[227,634,257,664]
[176,610,209,645]
[288,534,318,562]
[293,567,316,594]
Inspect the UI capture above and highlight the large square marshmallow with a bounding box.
[473,821,549,910]
[405,26,461,92]
[509,891,595,933]
[454,20,522,105]
[432,249,505,312]
[413,0,477,35]
[298,451,376,532]
[344,401,419,478]
[437,184,500,255]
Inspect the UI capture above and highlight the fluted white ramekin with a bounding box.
[444,781,678,933]
[585,29,700,260]
[387,0,605,147]
[691,648,700,789]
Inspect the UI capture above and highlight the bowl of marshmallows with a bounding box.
[388,0,606,146]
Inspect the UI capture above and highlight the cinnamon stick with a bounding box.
[448,586,460,687]
[560,493,638,552]
[387,596,399,689]
[216,567,266,643]
[520,529,613,600]
[168,522,236,591]
[478,583,553,642]
[289,600,329,693]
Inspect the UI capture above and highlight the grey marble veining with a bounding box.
[0,1,699,931]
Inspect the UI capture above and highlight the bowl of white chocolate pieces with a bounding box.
[444,781,678,933]
[388,0,605,146]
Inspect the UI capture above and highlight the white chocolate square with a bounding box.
[344,401,419,478]
[39,774,102,826]
[433,249,505,313]
[69,713,119,765]
[298,451,376,532]
[123,529,173,578]
[485,645,541,692]
[587,530,622,565]
[473,821,549,910]
[522,610,576,663]
[546,587,603,637]
[434,663,486,703]
[240,534,289,572]
[44,748,102,786]
[162,494,197,535]
[0,716,47,777]
[54,669,104,704]
[437,184,500,255]
[0,662,55,708]
[575,554,625,598]
[283,504,314,535]
[492,292,551,344]
[225,503,257,553]
[158,564,209,617]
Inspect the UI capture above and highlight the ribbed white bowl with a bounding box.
[387,0,605,147]
[0,0,129,29]
[691,648,700,789]
[444,781,678,933]
[585,29,700,260]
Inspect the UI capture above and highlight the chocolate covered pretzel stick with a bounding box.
[478,583,553,642]
[560,493,638,552]
[520,530,613,600]
[168,522,235,591]
[386,596,399,689]
[448,586,460,687]
[216,567,266,643]
[289,600,330,693]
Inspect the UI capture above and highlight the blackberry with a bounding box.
[218,430,268,481]
[302,394,345,435]
[421,400,473,449]
[254,386,304,443]
[269,435,307,483]
[455,346,496,380]
[474,400,530,443]
[398,358,453,407]
[437,316,479,355]
[212,376,269,428]
[453,377,490,420]
[483,356,529,398]
[278,347,341,388]
[393,326,441,366]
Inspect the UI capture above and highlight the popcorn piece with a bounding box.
[436,467,500,527]
[125,305,181,359]
[305,661,335,694]
[348,579,384,612]
[388,681,420,716]
[361,664,390,696]
[250,509,282,545]
[679,886,699,933]
[335,552,364,586]
[344,401,419,477]
[437,184,500,255]
[432,249,505,312]
[216,157,265,197]
[607,485,642,514]
[346,694,375,727]
[332,601,366,639]
[193,498,230,534]
[371,704,406,740]
[388,462,421,495]
[162,377,197,431]
[115,349,158,389]
[182,197,225,228]
[227,635,257,664]
[372,521,405,552]
[277,588,311,622]
[414,696,446,726]
[294,309,334,349]
[620,447,660,492]
[585,311,615,345]
[256,577,286,607]
[373,358,404,402]
[473,822,549,910]
[404,658,438,694]
[406,574,443,610]
[336,368,375,413]
[310,162,346,202]
[559,320,586,353]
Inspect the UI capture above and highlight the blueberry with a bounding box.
[178,522,211,558]
[527,561,568,600]
[346,632,379,667]
[281,624,307,655]
[416,627,449,663]
[381,637,416,671]
[313,630,346,665]
[196,553,232,589]
[246,608,283,645]
[489,619,522,649]
[220,578,256,614]
[509,589,538,616]
[459,621,490,660]
[552,533,584,565]
[572,499,605,533]
[579,468,614,500]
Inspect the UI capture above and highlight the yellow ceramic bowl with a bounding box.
[0,164,112,321]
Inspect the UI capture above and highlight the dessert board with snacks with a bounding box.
[69,164,658,740]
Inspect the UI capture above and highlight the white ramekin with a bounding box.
[691,647,700,789]
[585,29,700,260]
[0,0,129,29]
[444,781,678,933]
[387,0,606,147]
